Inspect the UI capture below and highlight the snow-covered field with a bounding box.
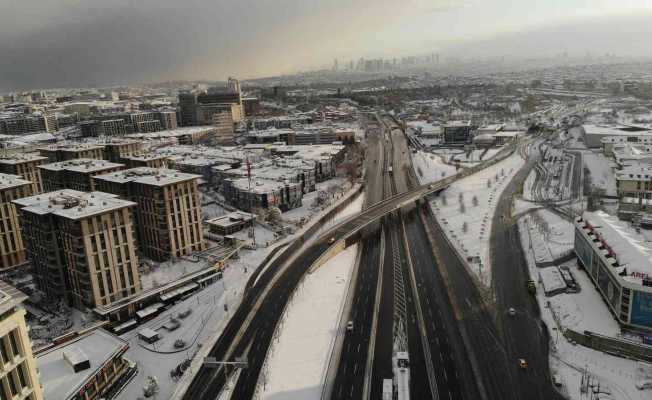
[412,150,458,184]
[430,152,525,286]
[520,210,574,265]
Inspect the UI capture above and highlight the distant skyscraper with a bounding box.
[333,58,339,71]
[348,60,354,70]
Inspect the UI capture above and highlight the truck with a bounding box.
[382,379,393,400]
[527,279,536,295]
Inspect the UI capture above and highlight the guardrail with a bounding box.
[564,329,652,363]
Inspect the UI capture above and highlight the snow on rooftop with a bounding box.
[38,329,128,400]
[94,167,200,186]
[0,173,31,190]
[582,211,652,284]
[39,158,123,173]
[14,189,135,220]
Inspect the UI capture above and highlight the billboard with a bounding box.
[631,291,652,328]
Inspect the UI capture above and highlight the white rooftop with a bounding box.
[39,158,123,173]
[582,211,652,285]
[14,189,136,220]
[38,329,128,400]
[93,167,200,186]
[0,173,31,191]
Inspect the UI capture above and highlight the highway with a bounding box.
[491,145,565,400]
[181,114,552,400]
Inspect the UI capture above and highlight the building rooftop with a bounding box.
[206,211,255,229]
[38,329,128,400]
[39,158,124,173]
[615,163,652,181]
[580,211,652,285]
[125,126,215,140]
[14,190,136,220]
[38,143,105,152]
[93,167,200,187]
[0,152,47,165]
[0,173,31,191]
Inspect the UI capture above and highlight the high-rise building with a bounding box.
[227,77,241,94]
[157,110,178,130]
[14,190,142,308]
[93,168,205,261]
[0,153,47,194]
[0,174,32,271]
[102,139,143,164]
[39,159,124,192]
[0,289,44,400]
[178,92,198,127]
[212,109,235,145]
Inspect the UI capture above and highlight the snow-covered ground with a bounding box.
[255,245,358,400]
[412,150,458,184]
[117,264,250,400]
[429,152,525,286]
[518,214,650,400]
[520,210,574,265]
[583,150,618,197]
[253,193,365,399]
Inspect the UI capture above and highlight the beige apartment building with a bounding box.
[0,290,44,400]
[102,139,143,163]
[93,168,205,261]
[39,158,124,192]
[0,154,47,194]
[14,190,142,309]
[0,174,32,271]
[37,144,105,163]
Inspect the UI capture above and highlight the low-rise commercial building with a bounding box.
[574,211,652,330]
[443,121,473,144]
[206,211,255,235]
[14,190,142,308]
[38,329,131,400]
[222,177,303,212]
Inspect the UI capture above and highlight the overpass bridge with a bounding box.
[178,136,519,400]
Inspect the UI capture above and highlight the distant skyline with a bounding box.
[1,0,652,91]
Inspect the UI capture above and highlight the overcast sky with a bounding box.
[1,0,651,91]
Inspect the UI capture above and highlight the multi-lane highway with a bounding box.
[181,114,559,400]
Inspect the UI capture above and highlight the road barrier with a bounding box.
[564,329,652,363]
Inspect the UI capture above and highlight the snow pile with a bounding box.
[256,245,359,400]
[430,152,525,286]
[583,151,618,197]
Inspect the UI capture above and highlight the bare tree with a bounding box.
[462,221,469,233]
[460,201,466,214]
[472,195,479,207]
[441,193,447,206]
[487,178,492,188]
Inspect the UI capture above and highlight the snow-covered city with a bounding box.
[3,2,652,400]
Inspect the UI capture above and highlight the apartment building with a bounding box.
[93,168,205,261]
[157,110,178,130]
[121,154,168,169]
[14,190,142,309]
[211,108,235,145]
[0,290,43,400]
[102,139,143,164]
[38,144,105,163]
[0,153,47,194]
[0,174,32,271]
[39,159,124,192]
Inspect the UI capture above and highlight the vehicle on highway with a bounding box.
[552,374,562,387]
[346,320,354,331]
[328,237,336,244]
[518,359,528,369]
[508,307,516,316]
[527,279,536,295]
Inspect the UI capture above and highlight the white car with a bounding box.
[508,307,516,316]
[346,321,354,331]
